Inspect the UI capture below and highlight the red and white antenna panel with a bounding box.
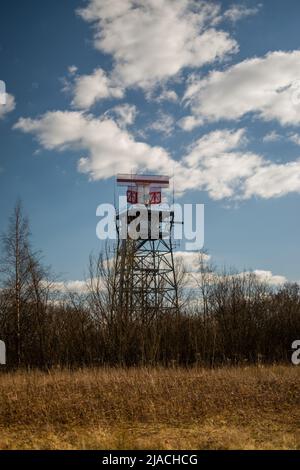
[116,174,169,205]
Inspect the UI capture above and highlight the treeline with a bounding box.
[0,202,299,368]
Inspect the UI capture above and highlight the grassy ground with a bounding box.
[0,365,299,449]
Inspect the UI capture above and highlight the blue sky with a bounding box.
[0,0,300,285]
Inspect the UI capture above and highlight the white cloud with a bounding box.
[178,115,204,131]
[68,65,78,75]
[179,128,300,200]
[243,159,300,199]
[223,3,262,22]
[289,132,300,145]
[177,128,263,200]
[71,68,124,109]
[106,103,137,128]
[173,251,286,288]
[77,0,238,90]
[184,50,300,127]
[183,128,248,166]
[182,151,263,200]
[230,269,287,286]
[51,280,88,294]
[196,267,286,289]
[252,270,287,286]
[174,251,210,273]
[149,112,175,136]
[0,93,16,119]
[15,112,242,197]
[14,117,300,201]
[146,87,179,103]
[263,131,281,143]
[14,111,173,180]
[49,266,286,296]
[155,89,178,103]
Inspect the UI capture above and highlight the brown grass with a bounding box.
[0,365,299,449]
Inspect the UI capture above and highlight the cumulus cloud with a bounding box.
[176,128,263,199]
[14,116,300,200]
[106,103,137,128]
[0,93,16,119]
[174,251,286,288]
[71,68,124,109]
[77,0,238,90]
[179,128,300,200]
[14,114,250,198]
[178,115,204,131]
[184,50,300,128]
[251,270,287,286]
[183,128,248,167]
[14,111,172,180]
[243,159,300,199]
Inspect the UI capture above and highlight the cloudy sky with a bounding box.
[0,0,300,285]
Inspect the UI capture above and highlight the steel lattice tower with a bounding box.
[115,174,179,321]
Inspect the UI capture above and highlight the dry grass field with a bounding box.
[0,365,299,450]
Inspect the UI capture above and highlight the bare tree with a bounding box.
[1,201,31,365]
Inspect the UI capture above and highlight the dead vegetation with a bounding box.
[0,365,299,449]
